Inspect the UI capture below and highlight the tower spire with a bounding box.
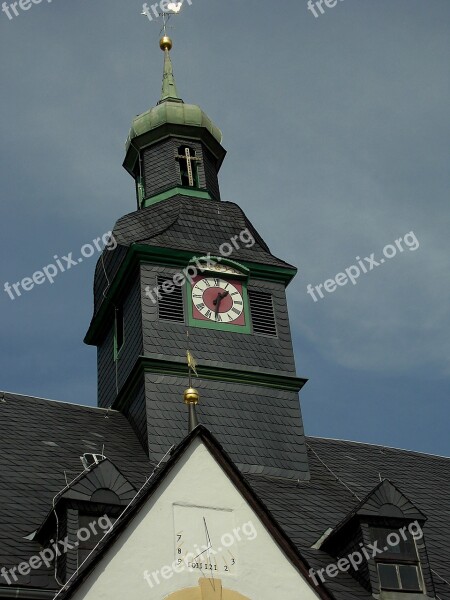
[159,35,182,104]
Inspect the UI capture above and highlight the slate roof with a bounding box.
[249,438,450,599]
[91,195,296,318]
[0,392,151,591]
[0,392,448,600]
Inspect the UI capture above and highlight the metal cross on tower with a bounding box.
[176,147,202,187]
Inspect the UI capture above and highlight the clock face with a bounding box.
[173,505,238,577]
[191,276,246,326]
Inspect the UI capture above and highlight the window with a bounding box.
[248,290,277,336]
[136,175,145,206]
[114,305,124,360]
[371,527,422,593]
[77,514,117,565]
[176,146,200,187]
[378,564,422,592]
[157,276,185,323]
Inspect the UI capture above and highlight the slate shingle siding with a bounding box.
[97,327,116,409]
[123,381,148,453]
[141,137,219,200]
[141,265,297,374]
[143,138,179,198]
[97,275,143,408]
[141,373,309,480]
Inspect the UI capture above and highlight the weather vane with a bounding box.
[141,0,184,36]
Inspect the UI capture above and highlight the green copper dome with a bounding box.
[126,100,223,148]
[125,43,222,157]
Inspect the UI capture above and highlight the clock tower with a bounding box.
[84,35,310,482]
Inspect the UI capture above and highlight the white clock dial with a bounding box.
[191,277,244,323]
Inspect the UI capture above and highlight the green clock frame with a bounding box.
[186,259,252,334]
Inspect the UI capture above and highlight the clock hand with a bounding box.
[213,291,229,306]
[213,291,229,318]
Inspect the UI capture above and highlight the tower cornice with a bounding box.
[84,243,298,346]
[112,355,308,414]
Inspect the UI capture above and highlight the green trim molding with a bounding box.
[113,355,308,412]
[143,187,212,208]
[84,244,297,345]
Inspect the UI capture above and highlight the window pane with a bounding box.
[378,564,400,590]
[371,527,417,559]
[399,565,421,591]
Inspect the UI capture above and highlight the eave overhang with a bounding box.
[84,244,298,346]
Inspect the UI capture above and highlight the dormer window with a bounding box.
[377,564,422,593]
[371,527,423,593]
[176,145,200,187]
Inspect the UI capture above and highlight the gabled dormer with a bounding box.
[320,479,435,599]
[34,456,136,584]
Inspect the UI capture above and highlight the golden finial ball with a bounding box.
[160,36,173,51]
[184,388,199,405]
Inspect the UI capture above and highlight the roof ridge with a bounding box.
[1,390,118,413]
[306,435,450,461]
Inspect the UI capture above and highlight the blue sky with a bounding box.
[0,0,449,456]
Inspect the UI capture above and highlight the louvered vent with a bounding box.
[249,290,277,336]
[157,276,185,323]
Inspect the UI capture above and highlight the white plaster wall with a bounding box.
[70,438,320,600]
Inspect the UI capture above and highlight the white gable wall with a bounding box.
[69,438,320,600]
